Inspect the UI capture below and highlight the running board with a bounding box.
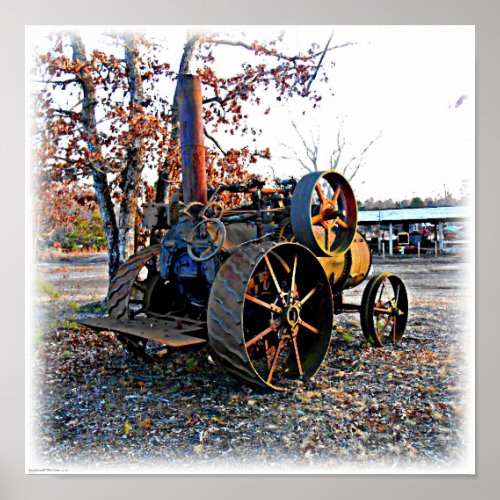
[78,316,207,347]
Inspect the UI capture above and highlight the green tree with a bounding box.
[409,196,425,208]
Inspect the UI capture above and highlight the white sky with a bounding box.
[242,26,475,202]
[28,25,475,202]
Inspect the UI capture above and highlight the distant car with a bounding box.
[394,232,417,254]
[394,230,434,254]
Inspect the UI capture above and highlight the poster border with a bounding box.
[3,0,498,499]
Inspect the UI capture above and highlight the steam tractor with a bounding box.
[81,76,409,391]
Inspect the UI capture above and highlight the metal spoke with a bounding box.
[290,254,298,300]
[381,282,398,307]
[244,294,283,314]
[269,252,291,273]
[331,186,342,206]
[377,280,387,304]
[291,327,303,376]
[299,285,318,306]
[264,339,272,369]
[328,227,333,250]
[373,306,392,314]
[312,213,324,225]
[382,280,392,301]
[264,254,286,305]
[245,319,281,348]
[298,319,320,334]
[315,183,326,203]
[192,240,211,247]
[376,315,392,340]
[394,284,400,307]
[335,218,349,230]
[201,247,213,258]
[266,336,285,383]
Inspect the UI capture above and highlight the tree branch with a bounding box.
[33,79,79,86]
[204,129,227,155]
[306,32,333,93]
[200,34,354,63]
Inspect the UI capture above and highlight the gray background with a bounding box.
[4,0,498,498]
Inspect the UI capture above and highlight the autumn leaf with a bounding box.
[138,418,152,429]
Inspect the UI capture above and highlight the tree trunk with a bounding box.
[118,32,145,262]
[93,169,120,279]
[70,33,120,284]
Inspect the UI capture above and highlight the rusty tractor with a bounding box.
[81,75,409,391]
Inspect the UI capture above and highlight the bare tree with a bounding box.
[281,119,380,182]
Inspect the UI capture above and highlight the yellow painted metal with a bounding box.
[347,232,372,288]
[317,254,346,285]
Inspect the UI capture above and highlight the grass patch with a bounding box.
[36,280,62,302]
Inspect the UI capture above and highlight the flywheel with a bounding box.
[207,242,333,390]
[291,170,357,256]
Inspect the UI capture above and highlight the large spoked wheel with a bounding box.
[291,170,357,256]
[107,244,171,356]
[360,272,409,347]
[207,242,333,391]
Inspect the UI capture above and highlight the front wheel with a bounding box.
[360,272,408,347]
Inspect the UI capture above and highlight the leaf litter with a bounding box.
[29,253,470,470]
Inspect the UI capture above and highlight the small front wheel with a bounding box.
[360,272,408,347]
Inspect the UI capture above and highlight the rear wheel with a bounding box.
[207,242,333,390]
[107,245,169,356]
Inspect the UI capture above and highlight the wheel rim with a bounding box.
[360,273,408,346]
[291,170,357,256]
[208,242,333,390]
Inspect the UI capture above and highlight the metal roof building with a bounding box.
[356,205,470,256]
[357,205,470,225]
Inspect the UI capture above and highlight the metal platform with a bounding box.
[79,316,207,347]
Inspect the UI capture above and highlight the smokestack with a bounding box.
[176,74,208,205]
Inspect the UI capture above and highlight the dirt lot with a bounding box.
[28,251,472,472]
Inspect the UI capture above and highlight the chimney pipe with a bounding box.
[176,74,207,205]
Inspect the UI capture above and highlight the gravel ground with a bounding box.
[28,252,472,473]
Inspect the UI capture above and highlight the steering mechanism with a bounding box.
[200,201,225,219]
[187,218,226,262]
[179,201,205,220]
